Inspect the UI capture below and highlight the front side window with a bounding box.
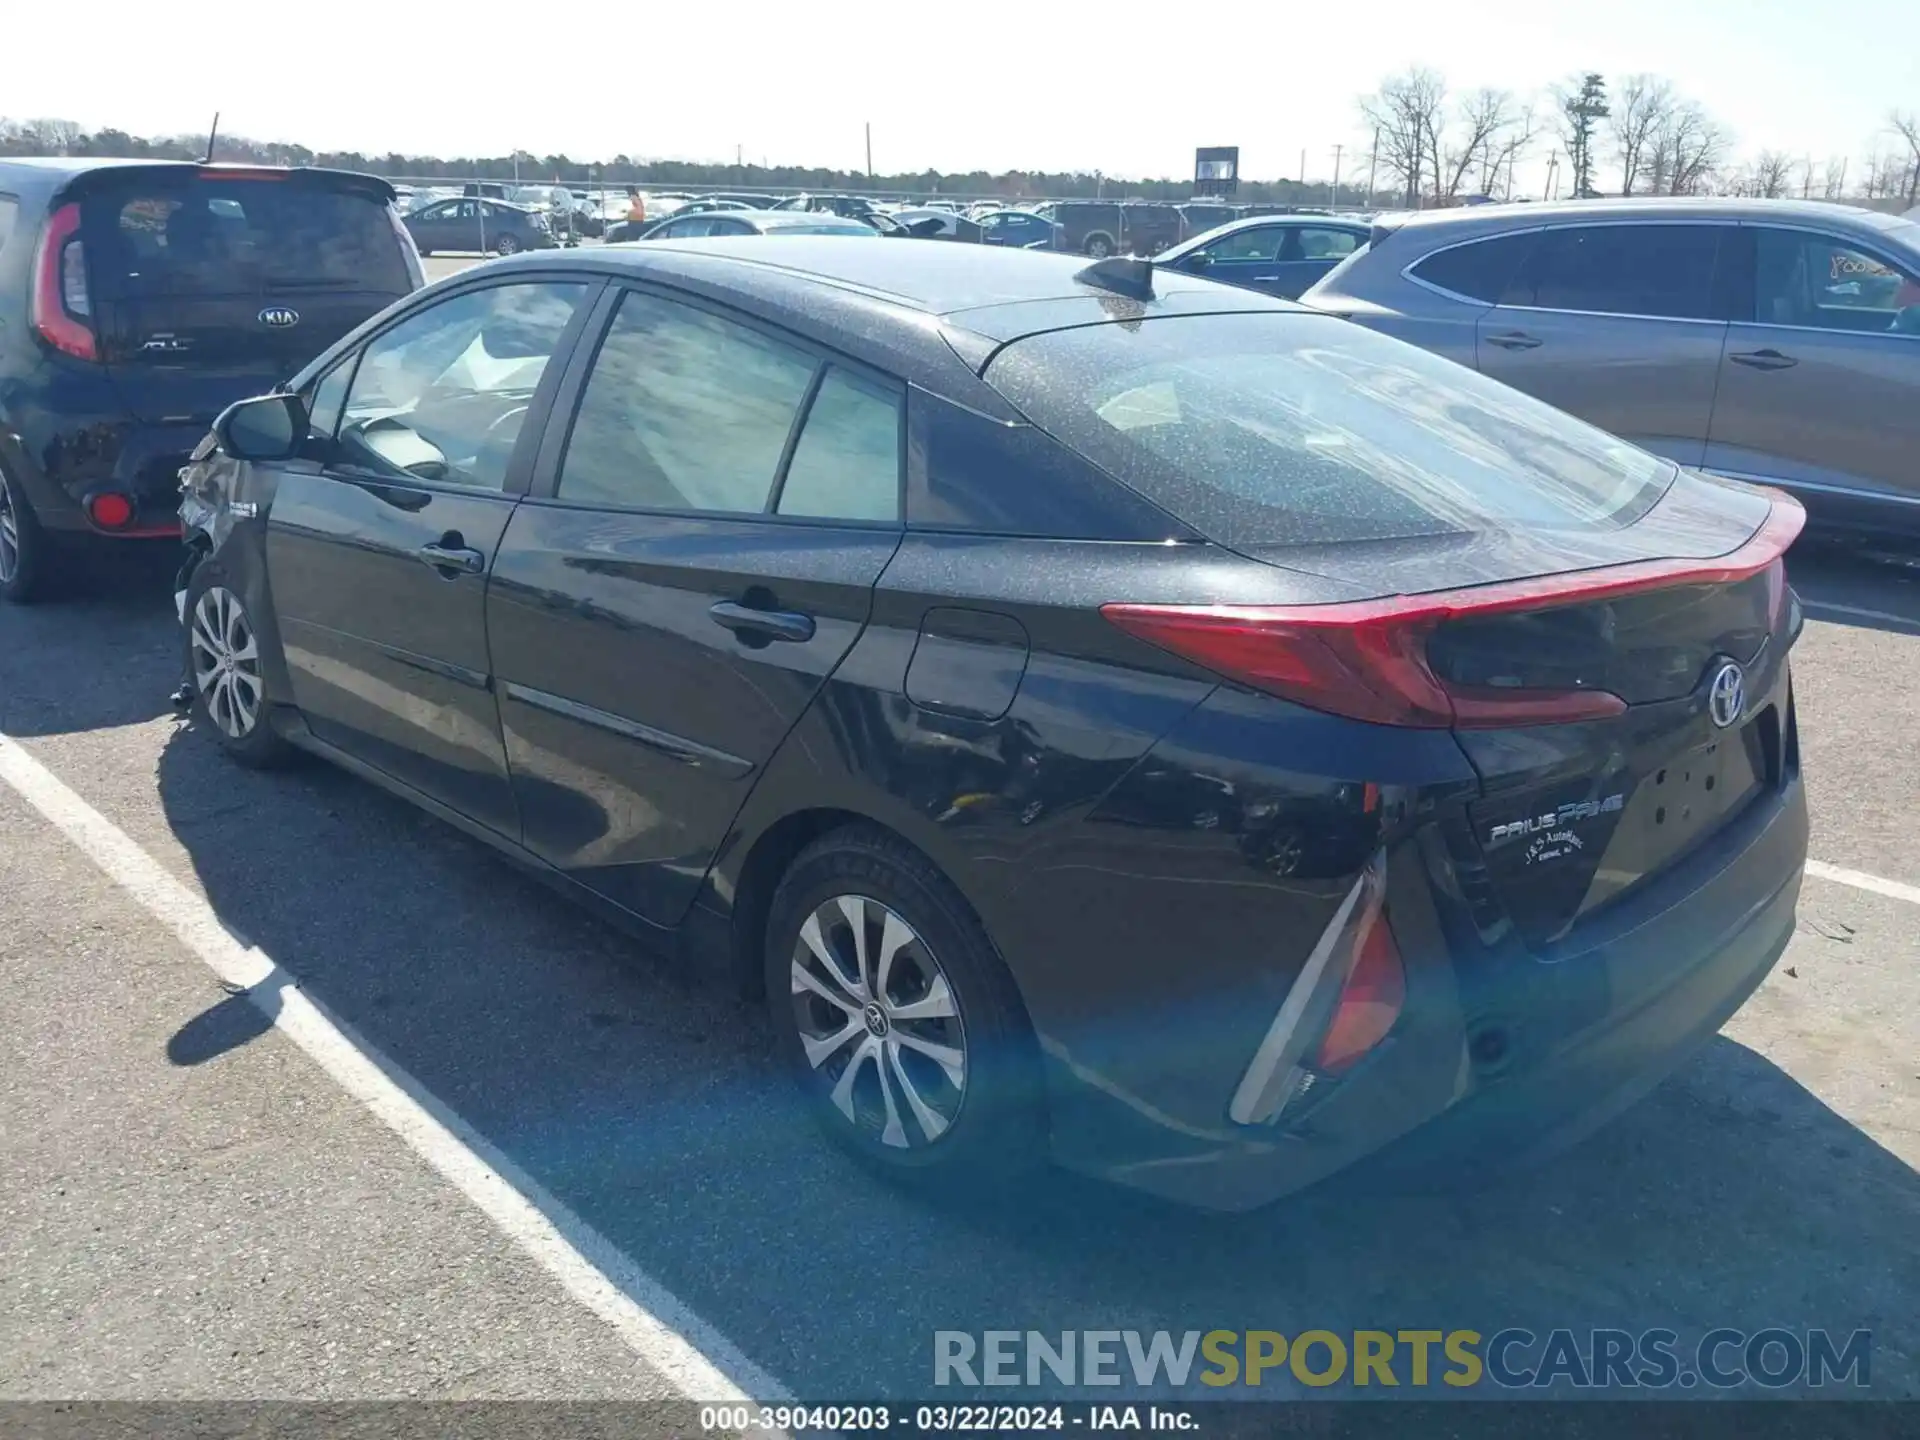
[301,360,354,453]
[1201,228,1282,262]
[335,281,585,490]
[0,197,17,256]
[1499,224,1723,320]
[557,291,816,513]
[776,367,902,522]
[1753,228,1920,335]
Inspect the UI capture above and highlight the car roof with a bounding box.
[0,158,397,203]
[1383,195,1898,235]
[739,212,872,230]
[474,237,1298,411]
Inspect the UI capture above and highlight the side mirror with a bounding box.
[215,393,306,462]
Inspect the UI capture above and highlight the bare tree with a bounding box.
[1820,156,1850,199]
[1359,69,1447,207]
[1608,74,1674,195]
[1890,111,1920,205]
[1440,88,1534,201]
[1647,101,1730,195]
[1749,150,1795,199]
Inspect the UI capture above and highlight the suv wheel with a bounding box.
[1084,233,1114,258]
[0,468,51,604]
[767,826,1043,1188]
[184,561,292,768]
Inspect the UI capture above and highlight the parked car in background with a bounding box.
[1032,201,1183,258]
[461,182,511,201]
[635,211,881,240]
[177,238,1806,1210]
[777,194,884,221]
[889,208,986,242]
[404,198,554,256]
[975,209,1061,249]
[1300,198,1920,538]
[0,158,422,602]
[1158,215,1371,298]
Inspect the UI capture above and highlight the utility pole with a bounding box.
[865,122,873,179]
[1366,126,1379,205]
[1299,148,1307,185]
[1330,143,1343,209]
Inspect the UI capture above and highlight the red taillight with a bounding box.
[31,202,96,361]
[1103,498,1806,729]
[1312,903,1404,1075]
[87,493,133,529]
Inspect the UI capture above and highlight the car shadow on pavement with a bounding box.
[150,722,1920,1404]
[1788,540,1920,635]
[0,546,180,739]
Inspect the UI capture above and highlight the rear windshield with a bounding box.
[984,312,1673,547]
[83,178,411,300]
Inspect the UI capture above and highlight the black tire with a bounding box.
[0,466,53,604]
[766,824,1044,1188]
[182,559,293,769]
[1084,233,1114,258]
[495,232,521,256]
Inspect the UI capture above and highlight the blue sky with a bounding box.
[8,0,1916,184]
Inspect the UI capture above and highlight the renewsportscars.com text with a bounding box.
[933,1328,1871,1391]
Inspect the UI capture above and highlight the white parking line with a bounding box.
[1802,600,1920,628]
[0,730,791,1408]
[1806,859,1920,908]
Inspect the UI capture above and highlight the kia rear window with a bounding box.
[985,312,1673,547]
[83,180,411,299]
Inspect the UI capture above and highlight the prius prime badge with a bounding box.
[258,306,300,329]
[1708,662,1745,729]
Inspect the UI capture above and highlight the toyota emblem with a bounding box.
[258,306,300,329]
[1707,662,1745,729]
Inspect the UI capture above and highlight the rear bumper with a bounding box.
[1059,773,1806,1212]
[15,418,198,537]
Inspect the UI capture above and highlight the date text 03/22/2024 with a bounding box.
[698,1405,1193,1432]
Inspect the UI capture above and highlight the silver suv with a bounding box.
[1301,198,1920,537]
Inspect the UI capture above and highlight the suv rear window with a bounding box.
[83,178,411,299]
[984,312,1673,547]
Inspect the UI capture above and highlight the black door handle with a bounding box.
[1729,348,1798,371]
[417,539,485,577]
[1485,331,1543,351]
[709,600,815,644]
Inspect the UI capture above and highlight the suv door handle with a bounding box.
[709,600,815,644]
[1729,348,1798,371]
[417,539,486,577]
[1485,331,1543,350]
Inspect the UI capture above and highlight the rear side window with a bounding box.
[1409,232,1538,303]
[1499,224,1723,320]
[776,367,902,522]
[985,312,1673,548]
[558,291,816,513]
[1296,227,1362,260]
[0,197,17,256]
[83,180,412,298]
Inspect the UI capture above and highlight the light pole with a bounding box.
[1330,143,1343,209]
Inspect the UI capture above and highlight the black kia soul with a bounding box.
[0,160,422,602]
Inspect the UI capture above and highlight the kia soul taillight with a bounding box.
[30,203,97,361]
[1104,499,1805,730]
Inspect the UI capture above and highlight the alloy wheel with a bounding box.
[0,474,19,585]
[496,233,521,255]
[190,586,264,740]
[790,894,968,1150]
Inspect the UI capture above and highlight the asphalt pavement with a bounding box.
[0,323,1915,1406]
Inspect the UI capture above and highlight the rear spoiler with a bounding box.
[54,162,398,206]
